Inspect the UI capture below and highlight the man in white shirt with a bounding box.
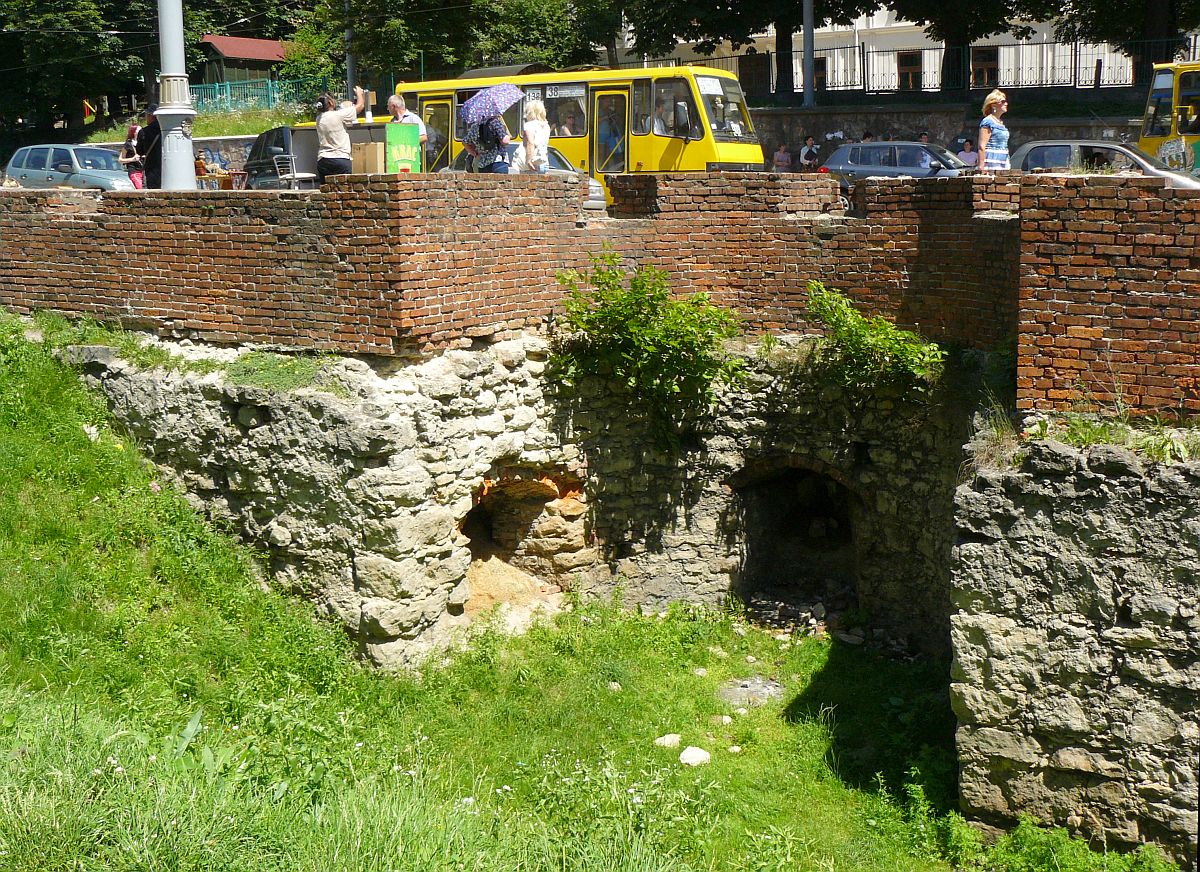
[316,85,365,183]
[386,95,429,147]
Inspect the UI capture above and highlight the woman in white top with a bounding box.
[521,99,551,173]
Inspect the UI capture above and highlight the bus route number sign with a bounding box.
[545,84,585,99]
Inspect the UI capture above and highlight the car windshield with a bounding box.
[928,145,966,168]
[74,147,121,171]
[696,76,755,141]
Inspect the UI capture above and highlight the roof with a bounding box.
[403,65,741,93]
[458,63,552,79]
[199,34,287,63]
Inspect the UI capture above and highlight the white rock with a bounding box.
[654,733,682,748]
[693,667,708,677]
[727,746,742,754]
[746,655,757,663]
[679,747,711,766]
[607,681,622,692]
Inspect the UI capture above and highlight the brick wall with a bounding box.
[1018,175,1200,415]
[597,173,1019,349]
[0,171,1018,356]
[2,171,1194,414]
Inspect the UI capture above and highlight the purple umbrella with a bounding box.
[459,83,524,127]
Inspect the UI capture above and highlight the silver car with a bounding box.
[817,141,968,192]
[1009,140,1200,190]
[3,144,134,191]
[441,143,607,210]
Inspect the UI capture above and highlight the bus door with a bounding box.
[419,97,452,172]
[590,89,629,180]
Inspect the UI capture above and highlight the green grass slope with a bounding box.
[0,316,1177,871]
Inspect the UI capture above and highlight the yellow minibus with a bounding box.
[396,66,764,197]
[1138,60,1200,170]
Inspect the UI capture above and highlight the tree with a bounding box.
[625,0,880,102]
[1050,0,1200,82]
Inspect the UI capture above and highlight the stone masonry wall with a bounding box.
[954,440,1200,867]
[78,334,973,667]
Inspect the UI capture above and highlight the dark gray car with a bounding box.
[1008,139,1200,190]
[817,141,968,192]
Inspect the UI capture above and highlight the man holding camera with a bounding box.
[315,85,366,184]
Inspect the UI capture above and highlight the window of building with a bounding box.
[972,47,999,89]
[897,51,922,91]
[813,57,828,91]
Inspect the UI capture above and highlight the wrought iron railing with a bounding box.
[621,35,1200,96]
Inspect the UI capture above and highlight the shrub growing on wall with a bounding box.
[807,282,945,396]
[551,251,744,449]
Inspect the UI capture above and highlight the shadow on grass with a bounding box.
[785,641,958,811]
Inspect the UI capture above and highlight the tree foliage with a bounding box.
[0,0,296,136]
[1049,0,1200,57]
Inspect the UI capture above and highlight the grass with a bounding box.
[83,107,312,144]
[0,317,1179,871]
[27,311,346,396]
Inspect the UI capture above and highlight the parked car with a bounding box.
[3,143,134,191]
[1009,140,1200,190]
[817,141,968,192]
[244,125,319,190]
[441,143,608,210]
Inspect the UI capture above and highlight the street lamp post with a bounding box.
[155,0,196,190]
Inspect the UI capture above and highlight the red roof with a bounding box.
[199,34,287,63]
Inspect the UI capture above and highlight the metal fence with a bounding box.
[190,77,337,112]
[623,35,1200,97]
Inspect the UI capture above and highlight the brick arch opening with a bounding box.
[459,471,589,577]
[732,464,864,629]
[457,471,587,622]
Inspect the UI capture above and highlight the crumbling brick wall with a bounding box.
[2,171,1196,414]
[1018,175,1200,415]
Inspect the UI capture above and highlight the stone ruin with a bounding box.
[69,335,1198,868]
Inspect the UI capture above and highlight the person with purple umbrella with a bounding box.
[464,113,512,173]
[459,83,521,173]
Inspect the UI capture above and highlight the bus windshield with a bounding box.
[696,75,755,142]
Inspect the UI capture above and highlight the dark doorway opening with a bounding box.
[736,468,861,625]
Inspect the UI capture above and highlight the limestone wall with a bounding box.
[953,440,1200,867]
[78,334,972,666]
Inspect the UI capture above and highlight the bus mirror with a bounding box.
[675,102,691,140]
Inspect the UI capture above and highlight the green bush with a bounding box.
[551,250,745,448]
[807,282,945,395]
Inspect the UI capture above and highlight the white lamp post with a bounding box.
[156,0,197,190]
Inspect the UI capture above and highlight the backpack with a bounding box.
[478,119,499,150]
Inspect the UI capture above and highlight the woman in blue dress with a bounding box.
[978,90,1010,171]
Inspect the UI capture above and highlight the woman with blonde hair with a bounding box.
[521,98,551,173]
[977,89,1010,171]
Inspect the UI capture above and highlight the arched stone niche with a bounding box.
[729,458,868,632]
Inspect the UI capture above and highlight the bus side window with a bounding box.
[545,84,588,137]
[631,80,652,136]
[653,78,698,138]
